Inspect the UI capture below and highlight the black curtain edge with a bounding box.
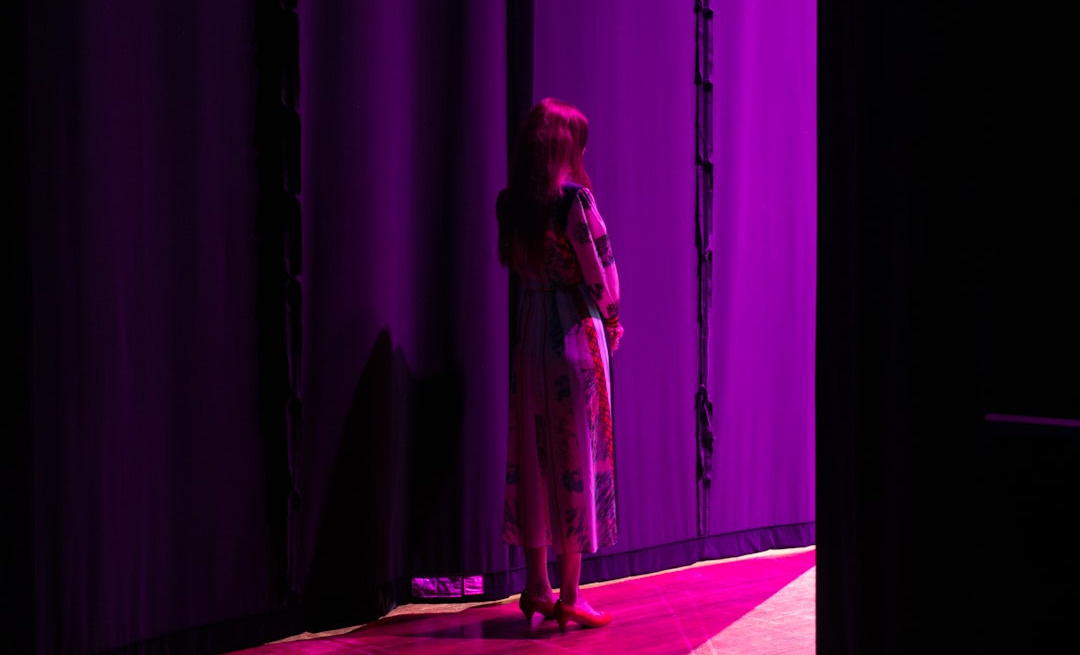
[254,0,301,609]
[2,0,35,652]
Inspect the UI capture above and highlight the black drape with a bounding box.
[3,0,33,652]
[12,2,286,653]
[817,1,1079,653]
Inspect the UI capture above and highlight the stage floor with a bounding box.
[232,546,816,654]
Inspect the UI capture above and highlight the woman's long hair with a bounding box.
[498,98,593,274]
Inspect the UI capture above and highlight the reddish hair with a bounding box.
[498,98,593,273]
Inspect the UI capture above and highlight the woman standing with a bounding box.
[497,98,623,632]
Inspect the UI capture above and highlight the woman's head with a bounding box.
[509,98,592,201]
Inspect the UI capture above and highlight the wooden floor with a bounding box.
[230,546,816,654]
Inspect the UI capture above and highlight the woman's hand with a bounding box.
[605,322,623,354]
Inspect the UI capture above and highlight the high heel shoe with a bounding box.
[519,590,556,624]
[554,598,613,632]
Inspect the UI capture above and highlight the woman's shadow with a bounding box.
[319,602,565,643]
[302,328,467,634]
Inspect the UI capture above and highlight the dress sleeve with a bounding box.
[566,187,624,351]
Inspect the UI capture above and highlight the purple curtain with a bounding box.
[296,0,512,627]
[530,1,816,581]
[708,0,816,547]
[22,2,278,653]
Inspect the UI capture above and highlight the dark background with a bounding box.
[818,1,1079,653]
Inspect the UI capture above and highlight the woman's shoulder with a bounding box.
[561,184,595,212]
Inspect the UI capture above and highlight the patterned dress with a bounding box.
[502,184,623,554]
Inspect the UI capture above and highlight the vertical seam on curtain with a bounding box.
[255,0,302,605]
[694,0,716,538]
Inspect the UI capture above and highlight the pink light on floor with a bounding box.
[229,547,816,654]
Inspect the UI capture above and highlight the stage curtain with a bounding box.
[295,0,511,629]
[816,0,1077,651]
[707,0,817,548]
[530,0,701,581]
[529,1,816,584]
[20,2,279,653]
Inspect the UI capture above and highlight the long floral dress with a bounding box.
[502,184,623,554]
